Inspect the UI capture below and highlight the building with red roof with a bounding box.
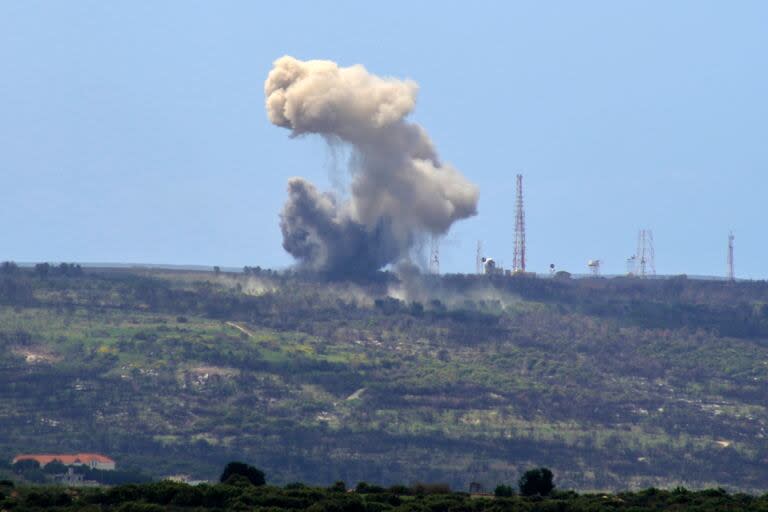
[12,453,116,471]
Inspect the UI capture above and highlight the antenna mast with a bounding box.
[429,236,440,275]
[475,240,483,274]
[727,232,735,281]
[513,174,526,273]
[636,229,656,277]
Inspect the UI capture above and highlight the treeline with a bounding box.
[1,261,83,277]
[0,469,765,512]
[0,262,83,306]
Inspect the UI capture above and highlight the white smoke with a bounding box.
[265,56,479,276]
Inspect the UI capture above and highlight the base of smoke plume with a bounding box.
[280,178,412,278]
[213,266,524,313]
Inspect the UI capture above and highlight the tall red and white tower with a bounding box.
[513,174,526,273]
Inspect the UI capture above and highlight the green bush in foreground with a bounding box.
[0,463,757,511]
[0,480,765,512]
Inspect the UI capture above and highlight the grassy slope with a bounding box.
[1,268,767,492]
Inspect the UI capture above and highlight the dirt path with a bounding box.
[225,321,254,338]
[346,388,366,401]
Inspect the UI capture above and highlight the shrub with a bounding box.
[329,481,347,492]
[25,489,72,507]
[356,482,386,494]
[388,485,409,495]
[411,483,452,495]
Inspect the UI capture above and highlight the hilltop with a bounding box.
[1,264,767,492]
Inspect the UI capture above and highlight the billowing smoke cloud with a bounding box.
[265,56,479,276]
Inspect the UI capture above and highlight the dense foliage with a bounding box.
[220,462,265,486]
[1,479,768,512]
[1,264,768,491]
[518,468,554,497]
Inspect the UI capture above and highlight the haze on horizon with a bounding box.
[1,2,766,278]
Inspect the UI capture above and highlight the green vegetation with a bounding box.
[518,468,554,497]
[220,462,266,486]
[2,265,768,492]
[1,472,768,511]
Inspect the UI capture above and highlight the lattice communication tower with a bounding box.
[635,229,656,277]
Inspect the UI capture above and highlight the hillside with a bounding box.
[1,264,767,492]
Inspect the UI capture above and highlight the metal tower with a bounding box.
[513,174,526,273]
[429,235,440,275]
[635,229,656,277]
[727,232,735,281]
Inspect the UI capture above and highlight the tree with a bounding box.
[0,261,18,275]
[34,262,50,278]
[56,263,83,277]
[42,460,68,474]
[219,462,265,486]
[518,467,554,497]
[494,484,514,497]
[12,459,40,473]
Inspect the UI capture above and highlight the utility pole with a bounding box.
[727,232,735,281]
[475,240,483,274]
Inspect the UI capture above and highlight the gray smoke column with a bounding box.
[265,56,479,276]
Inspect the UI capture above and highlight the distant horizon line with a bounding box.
[2,260,754,282]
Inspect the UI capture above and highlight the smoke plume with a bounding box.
[265,56,479,276]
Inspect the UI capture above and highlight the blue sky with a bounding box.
[1,1,766,277]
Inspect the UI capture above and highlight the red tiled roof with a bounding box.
[12,453,115,465]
